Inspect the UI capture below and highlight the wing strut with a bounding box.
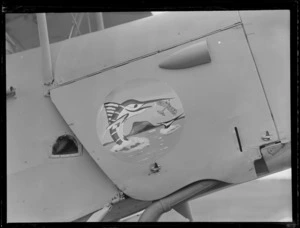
[173,201,193,221]
[36,13,54,87]
[138,180,222,222]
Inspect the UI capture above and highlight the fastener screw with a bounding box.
[150,162,161,173]
[261,131,271,141]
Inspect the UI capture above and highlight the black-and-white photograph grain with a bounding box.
[6,11,291,222]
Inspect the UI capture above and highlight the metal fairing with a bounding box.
[7,44,118,222]
[54,11,240,84]
[159,40,211,69]
[51,18,278,201]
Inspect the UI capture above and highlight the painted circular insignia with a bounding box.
[96,78,185,163]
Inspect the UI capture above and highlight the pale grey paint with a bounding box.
[54,11,240,84]
[239,11,290,142]
[6,43,118,222]
[51,24,277,201]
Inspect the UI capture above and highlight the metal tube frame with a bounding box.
[36,13,54,87]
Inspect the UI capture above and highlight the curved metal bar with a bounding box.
[138,180,221,222]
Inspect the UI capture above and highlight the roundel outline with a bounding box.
[96,78,186,164]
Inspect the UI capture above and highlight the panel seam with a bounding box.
[238,11,280,141]
[51,21,242,89]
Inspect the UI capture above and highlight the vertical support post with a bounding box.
[95,13,105,31]
[73,13,85,37]
[36,13,54,86]
[87,13,92,33]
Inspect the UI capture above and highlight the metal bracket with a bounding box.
[259,141,291,173]
[87,203,113,222]
[87,191,125,222]
[148,162,161,175]
[6,86,16,99]
[111,191,125,204]
[260,141,284,157]
[43,81,55,97]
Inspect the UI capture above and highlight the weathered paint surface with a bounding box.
[54,11,241,84]
[7,44,118,222]
[51,24,278,201]
[239,10,290,142]
[7,11,290,221]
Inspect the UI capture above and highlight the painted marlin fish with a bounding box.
[104,98,173,146]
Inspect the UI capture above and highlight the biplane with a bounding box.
[6,11,290,222]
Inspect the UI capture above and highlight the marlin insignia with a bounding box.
[104,98,173,146]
